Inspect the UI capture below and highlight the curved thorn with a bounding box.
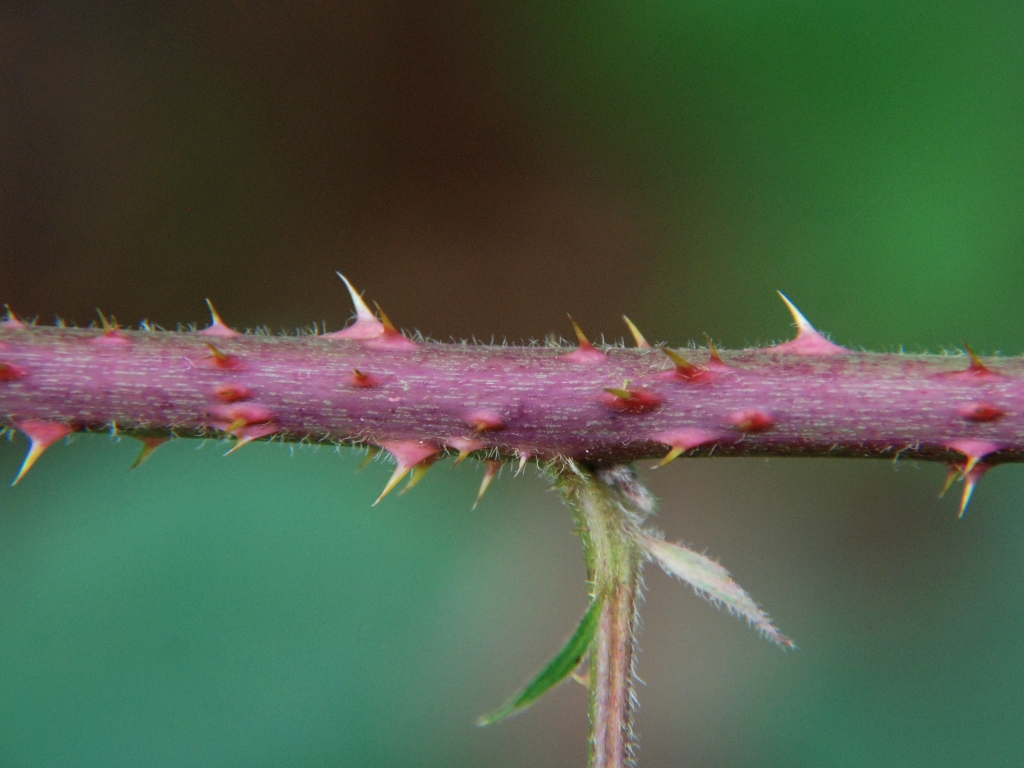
[95,308,115,332]
[959,465,989,518]
[663,347,694,371]
[663,347,697,374]
[325,274,387,340]
[777,291,815,336]
[938,464,959,498]
[223,437,248,456]
[224,417,248,435]
[769,292,847,355]
[358,446,380,470]
[946,438,1002,477]
[657,446,684,468]
[363,302,417,350]
[568,315,591,347]
[2,304,25,328]
[516,451,530,475]
[604,387,633,400]
[11,421,75,485]
[400,463,431,494]
[373,301,398,333]
[705,335,726,367]
[962,342,996,376]
[473,461,501,509]
[374,441,441,504]
[448,437,484,465]
[130,437,168,469]
[373,465,411,506]
[652,428,731,468]
[204,341,229,362]
[560,315,606,363]
[336,272,377,324]
[622,316,651,349]
[198,299,241,338]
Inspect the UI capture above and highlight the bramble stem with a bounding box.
[2,325,1024,468]
[555,464,651,768]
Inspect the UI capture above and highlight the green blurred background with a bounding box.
[3,2,1024,766]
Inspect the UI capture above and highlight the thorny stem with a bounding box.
[4,326,1024,473]
[555,463,652,768]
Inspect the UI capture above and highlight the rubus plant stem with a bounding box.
[0,280,1017,766]
[0,316,1022,481]
[555,465,649,768]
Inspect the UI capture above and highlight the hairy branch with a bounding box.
[555,465,649,768]
[0,284,1017,514]
[0,325,1020,463]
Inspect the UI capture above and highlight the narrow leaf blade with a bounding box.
[638,534,794,648]
[477,596,603,726]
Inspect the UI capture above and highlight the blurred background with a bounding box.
[2,1,1024,766]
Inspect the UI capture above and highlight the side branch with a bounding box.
[555,465,651,768]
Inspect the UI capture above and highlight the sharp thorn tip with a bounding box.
[336,272,377,323]
[373,465,411,505]
[622,316,651,348]
[776,291,815,334]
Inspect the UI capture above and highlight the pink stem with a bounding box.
[0,325,1019,469]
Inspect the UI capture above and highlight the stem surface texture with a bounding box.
[1,325,1023,468]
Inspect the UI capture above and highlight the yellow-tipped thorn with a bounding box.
[373,301,399,333]
[96,308,115,332]
[962,454,982,477]
[705,335,725,366]
[965,342,982,368]
[776,291,816,336]
[663,347,696,373]
[358,446,380,470]
[961,342,995,375]
[206,299,225,325]
[336,272,378,324]
[13,444,46,486]
[938,464,960,498]
[454,449,472,465]
[223,436,252,456]
[656,446,685,468]
[559,315,606,362]
[959,477,978,519]
[400,462,432,494]
[130,437,168,469]
[204,341,229,362]
[198,299,241,337]
[567,315,591,348]
[770,292,847,355]
[604,387,633,399]
[225,417,247,434]
[516,451,530,475]
[3,304,25,327]
[473,462,501,509]
[622,316,651,349]
[373,465,411,506]
[11,422,74,485]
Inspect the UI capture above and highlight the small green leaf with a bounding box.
[477,595,603,726]
[638,533,795,648]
